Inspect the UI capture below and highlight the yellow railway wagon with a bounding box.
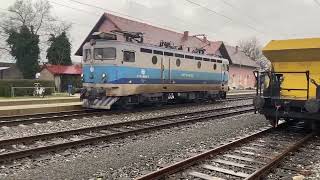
[254,38,320,128]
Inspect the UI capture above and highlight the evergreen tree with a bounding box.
[6,25,40,79]
[46,32,72,65]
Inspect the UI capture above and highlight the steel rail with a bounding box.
[0,110,103,127]
[0,105,253,162]
[136,125,313,180]
[0,96,253,127]
[245,132,315,180]
[135,126,273,180]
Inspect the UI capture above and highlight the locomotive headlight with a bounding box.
[81,73,83,78]
[101,73,107,83]
[305,99,320,113]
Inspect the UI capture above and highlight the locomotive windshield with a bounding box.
[94,47,116,60]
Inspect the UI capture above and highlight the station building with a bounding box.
[0,62,23,79]
[39,64,82,92]
[76,13,258,89]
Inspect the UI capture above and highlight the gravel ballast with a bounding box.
[0,112,269,180]
[0,100,251,140]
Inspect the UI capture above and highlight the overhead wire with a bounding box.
[184,0,267,36]
[314,0,320,7]
[53,0,222,39]
[49,1,101,17]
[64,0,186,33]
[219,0,259,24]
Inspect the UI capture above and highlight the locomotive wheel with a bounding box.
[117,97,135,110]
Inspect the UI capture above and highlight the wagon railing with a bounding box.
[253,70,310,99]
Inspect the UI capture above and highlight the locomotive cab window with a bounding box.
[94,47,116,60]
[123,51,135,62]
[84,49,91,62]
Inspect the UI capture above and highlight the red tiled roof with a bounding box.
[44,64,82,75]
[75,13,258,68]
[75,13,223,56]
[224,45,258,67]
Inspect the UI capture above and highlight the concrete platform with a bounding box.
[0,96,80,106]
[0,102,83,117]
[227,90,256,96]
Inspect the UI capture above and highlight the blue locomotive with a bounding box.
[80,31,229,109]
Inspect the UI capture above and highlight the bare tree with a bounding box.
[238,37,270,70]
[0,0,71,58]
[238,37,263,61]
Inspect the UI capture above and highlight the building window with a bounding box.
[123,51,135,62]
[94,47,116,60]
[152,56,158,64]
[213,64,217,70]
[84,49,91,61]
[197,61,201,69]
[176,59,181,67]
[203,58,210,61]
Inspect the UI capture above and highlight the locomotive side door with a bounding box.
[161,54,171,84]
[220,63,228,88]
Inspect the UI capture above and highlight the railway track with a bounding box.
[0,104,253,163]
[0,95,254,127]
[136,124,315,180]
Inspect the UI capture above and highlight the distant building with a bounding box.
[76,13,258,89]
[39,64,82,92]
[214,44,258,89]
[0,62,23,79]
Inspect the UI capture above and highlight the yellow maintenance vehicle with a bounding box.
[253,38,320,128]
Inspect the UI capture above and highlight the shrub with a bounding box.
[0,79,55,97]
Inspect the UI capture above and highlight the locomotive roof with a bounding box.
[86,40,229,64]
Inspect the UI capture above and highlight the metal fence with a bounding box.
[11,87,56,97]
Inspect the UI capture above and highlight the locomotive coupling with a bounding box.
[305,99,320,113]
[253,96,265,110]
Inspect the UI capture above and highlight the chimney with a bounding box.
[235,46,239,53]
[203,36,207,42]
[183,31,189,40]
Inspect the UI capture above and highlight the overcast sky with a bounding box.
[1,0,320,62]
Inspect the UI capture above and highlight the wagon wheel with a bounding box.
[265,115,278,128]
